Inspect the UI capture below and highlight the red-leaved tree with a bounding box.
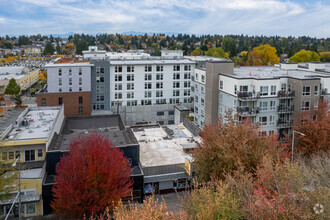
[51,132,133,218]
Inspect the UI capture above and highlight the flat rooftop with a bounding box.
[133,124,200,168]
[110,58,194,65]
[48,115,138,151]
[3,107,61,141]
[224,66,330,80]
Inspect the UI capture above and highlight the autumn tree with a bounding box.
[293,99,330,157]
[191,48,202,56]
[194,116,281,181]
[51,133,133,218]
[204,47,226,58]
[289,49,320,62]
[320,51,330,62]
[247,44,280,66]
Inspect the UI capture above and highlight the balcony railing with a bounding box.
[320,88,328,96]
[278,90,295,98]
[277,105,294,113]
[237,91,260,100]
[277,120,293,128]
[237,106,260,115]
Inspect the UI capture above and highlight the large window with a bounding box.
[184,65,191,71]
[145,82,152,89]
[156,82,163,89]
[157,111,164,116]
[302,86,311,96]
[115,66,122,73]
[145,73,152,81]
[259,116,267,126]
[115,74,122,82]
[145,65,152,72]
[271,85,276,95]
[173,65,180,71]
[156,73,163,80]
[269,115,275,125]
[173,82,180,88]
[240,85,248,92]
[260,86,268,96]
[302,101,310,111]
[156,65,163,72]
[25,150,35,161]
[127,65,134,72]
[127,74,134,81]
[127,83,134,90]
[96,85,104,92]
[127,92,134,99]
[314,85,319,95]
[270,100,276,110]
[173,73,180,80]
[259,101,268,111]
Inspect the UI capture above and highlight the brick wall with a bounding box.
[37,92,91,117]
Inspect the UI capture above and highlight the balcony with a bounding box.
[320,88,328,96]
[277,119,293,128]
[277,105,294,113]
[237,106,260,116]
[237,91,260,100]
[278,90,295,99]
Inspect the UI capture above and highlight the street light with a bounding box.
[5,156,21,220]
[291,130,305,162]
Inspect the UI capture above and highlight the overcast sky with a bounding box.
[0,0,329,37]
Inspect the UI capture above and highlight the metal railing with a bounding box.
[277,120,293,128]
[237,91,260,100]
[237,106,260,115]
[278,90,295,98]
[277,105,294,112]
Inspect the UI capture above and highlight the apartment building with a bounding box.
[0,106,64,218]
[38,49,195,125]
[192,62,330,137]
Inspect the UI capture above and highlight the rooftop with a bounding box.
[223,66,330,80]
[48,115,138,151]
[109,58,194,65]
[133,124,200,168]
[1,106,62,142]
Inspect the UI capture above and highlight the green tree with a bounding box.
[289,49,320,62]
[191,48,202,56]
[43,42,55,55]
[222,37,236,57]
[5,78,20,97]
[205,47,226,58]
[320,51,330,62]
[55,44,61,54]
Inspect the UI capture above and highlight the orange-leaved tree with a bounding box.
[293,99,330,157]
[247,44,280,66]
[51,132,133,218]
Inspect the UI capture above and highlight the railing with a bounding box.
[320,89,328,96]
[277,120,293,128]
[277,105,294,113]
[237,107,260,115]
[237,91,260,100]
[278,90,295,98]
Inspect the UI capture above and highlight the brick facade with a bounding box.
[37,92,91,117]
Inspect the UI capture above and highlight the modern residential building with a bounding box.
[38,48,195,125]
[192,61,330,137]
[0,106,64,218]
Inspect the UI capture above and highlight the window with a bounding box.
[96,76,104,83]
[115,74,122,81]
[127,74,134,81]
[41,98,46,106]
[194,106,199,114]
[173,82,180,88]
[259,116,267,125]
[168,111,174,115]
[79,106,83,114]
[173,90,180,96]
[240,85,248,92]
[302,101,310,111]
[79,67,82,75]
[259,101,268,111]
[78,96,83,104]
[260,86,268,96]
[270,100,276,110]
[26,203,36,214]
[184,89,190,96]
[145,82,152,89]
[281,83,286,91]
[234,85,237,94]
[156,65,163,71]
[79,87,82,91]
[145,65,152,72]
[173,73,180,80]
[58,78,62,86]
[69,87,72,92]
[8,152,14,160]
[184,65,191,71]
[127,100,137,106]
[25,150,35,161]
[269,115,275,125]
[314,85,319,95]
[201,86,205,94]
[271,86,276,95]
[156,121,164,125]
[201,75,205,83]
[96,85,104,92]
[115,83,122,90]
[37,149,43,158]
[115,92,122,99]
[173,65,180,71]
[69,68,72,75]
[79,77,82,85]
[184,73,191,79]
[156,73,163,80]
[145,73,152,81]
[184,81,190,88]
[127,92,134,99]
[195,95,198,103]
[220,80,223,89]
[168,120,174,124]
[302,86,311,96]
[58,97,62,105]
[59,88,62,92]
[96,94,104,101]
[201,98,205,106]
[314,100,318,108]
[156,91,163,97]
[157,111,164,116]
[115,66,122,72]
[127,65,134,72]
[69,78,72,85]
[144,91,152,98]
[58,68,62,76]
[195,73,199,81]
[127,83,134,90]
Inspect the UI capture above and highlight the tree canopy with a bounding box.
[204,47,226,58]
[4,78,20,96]
[289,49,320,62]
[247,44,280,66]
[43,42,55,55]
[51,133,133,218]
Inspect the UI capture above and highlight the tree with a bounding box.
[222,37,236,57]
[247,44,280,66]
[194,115,281,181]
[0,148,18,201]
[289,49,320,62]
[191,48,202,56]
[293,99,330,157]
[43,42,55,55]
[5,78,20,97]
[205,47,226,58]
[55,44,61,54]
[320,51,330,62]
[51,133,133,218]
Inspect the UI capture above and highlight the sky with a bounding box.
[0,0,329,37]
